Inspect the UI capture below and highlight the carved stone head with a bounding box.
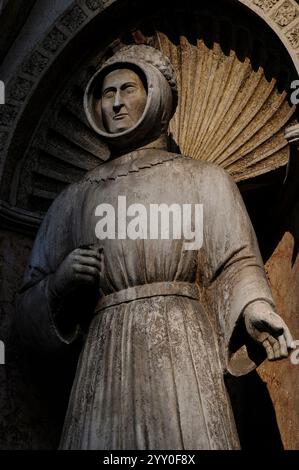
[101,67,148,134]
[84,45,178,154]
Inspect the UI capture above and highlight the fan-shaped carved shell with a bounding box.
[157,31,296,182]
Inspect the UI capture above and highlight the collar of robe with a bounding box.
[83,148,187,184]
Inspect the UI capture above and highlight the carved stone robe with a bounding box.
[18,149,275,449]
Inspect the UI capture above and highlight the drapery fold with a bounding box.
[17,150,276,449]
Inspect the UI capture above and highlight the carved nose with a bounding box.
[113,103,122,113]
[113,91,123,113]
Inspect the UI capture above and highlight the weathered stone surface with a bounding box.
[22,51,49,77]
[0,229,79,449]
[60,5,87,33]
[0,104,18,126]
[42,27,67,53]
[260,229,299,449]
[16,44,294,450]
[9,77,33,102]
[85,0,105,10]
[286,24,299,48]
[253,0,279,12]
[272,1,298,28]
[0,132,8,151]
[155,27,295,182]
[0,230,51,449]
[1,0,299,451]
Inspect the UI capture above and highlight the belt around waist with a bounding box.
[95,281,199,313]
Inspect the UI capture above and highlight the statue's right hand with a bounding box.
[48,247,103,298]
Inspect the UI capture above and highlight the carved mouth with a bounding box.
[113,113,128,120]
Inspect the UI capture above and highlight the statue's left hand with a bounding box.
[243,300,294,361]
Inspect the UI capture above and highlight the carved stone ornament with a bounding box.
[286,24,299,48]
[253,0,279,12]
[273,1,297,28]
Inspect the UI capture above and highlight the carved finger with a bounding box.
[267,335,281,360]
[75,256,102,271]
[262,339,274,361]
[74,264,101,278]
[76,248,102,259]
[273,341,281,360]
[74,273,97,284]
[255,331,269,344]
[278,334,288,358]
[283,325,294,350]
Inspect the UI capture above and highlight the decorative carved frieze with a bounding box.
[0,104,18,127]
[273,1,298,27]
[286,24,299,48]
[60,5,88,33]
[247,0,299,57]
[42,27,67,53]
[85,0,105,10]
[8,78,34,102]
[22,51,49,77]
[253,0,279,12]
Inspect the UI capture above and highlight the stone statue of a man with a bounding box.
[18,45,294,449]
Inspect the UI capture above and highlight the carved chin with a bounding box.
[112,124,132,133]
[105,115,134,134]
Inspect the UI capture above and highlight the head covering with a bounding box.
[84,45,178,154]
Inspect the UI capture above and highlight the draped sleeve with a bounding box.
[197,164,275,376]
[17,184,84,353]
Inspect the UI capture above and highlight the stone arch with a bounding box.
[241,0,299,74]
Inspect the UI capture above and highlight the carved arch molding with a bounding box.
[0,0,298,234]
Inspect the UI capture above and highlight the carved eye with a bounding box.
[103,90,115,99]
[124,84,136,94]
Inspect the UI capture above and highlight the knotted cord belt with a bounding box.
[95,281,199,313]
